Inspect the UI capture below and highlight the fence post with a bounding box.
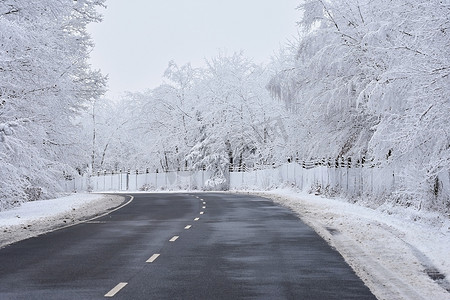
[294,159,297,187]
[321,158,325,191]
[301,160,305,190]
[327,158,331,189]
[119,169,122,191]
[286,159,289,182]
[165,169,168,188]
[361,157,365,196]
[339,157,345,192]
[313,161,316,187]
[202,167,205,189]
[136,169,138,191]
[353,158,356,194]
[371,160,374,194]
[356,158,360,196]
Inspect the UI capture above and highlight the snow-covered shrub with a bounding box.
[139,184,156,191]
[204,176,228,191]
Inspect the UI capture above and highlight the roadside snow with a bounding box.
[249,189,450,300]
[0,193,126,248]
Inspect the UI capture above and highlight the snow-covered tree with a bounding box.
[91,53,290,188]
[269,0,450,211]
[185,53,288,176]
[0,0,106,209]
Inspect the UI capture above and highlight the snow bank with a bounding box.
[0,193,126,248]
[249,189,450,300]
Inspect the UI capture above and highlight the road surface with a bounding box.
[0,193,376,299]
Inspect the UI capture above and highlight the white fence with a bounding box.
[60,159,450,214]
[229,163,395,198]
[65,170,214,192]
[62,174,89,192]
[63,160,396,199]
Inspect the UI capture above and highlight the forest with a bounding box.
[1,0,449,214]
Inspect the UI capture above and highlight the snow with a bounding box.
[249,188,450,300]
[0,194,100,226]
[0,193,125,248]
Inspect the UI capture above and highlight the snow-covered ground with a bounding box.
[250,189,450,300]
[0,193,126,248]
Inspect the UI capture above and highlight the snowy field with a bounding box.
[0,193,126,248]
[251,189,450,300]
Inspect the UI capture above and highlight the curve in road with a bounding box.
[0,193,376,299]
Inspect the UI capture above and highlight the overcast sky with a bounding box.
[88,0,301,99]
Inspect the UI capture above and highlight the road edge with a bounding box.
[243,191,449,300]
[0,194,133,249]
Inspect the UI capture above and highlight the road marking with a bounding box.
[194,217,199,221]
[200,211,204,215]
[105,282,127,297]
[146,254,160,263]
[169,236,179,242]
[184,225,192,229]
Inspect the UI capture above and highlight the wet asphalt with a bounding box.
[0,193,376,299]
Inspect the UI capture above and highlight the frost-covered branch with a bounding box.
[0,0,106,209]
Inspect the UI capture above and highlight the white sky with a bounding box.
[88,0,301,99]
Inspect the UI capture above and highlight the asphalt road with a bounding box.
[0,193,376,299]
